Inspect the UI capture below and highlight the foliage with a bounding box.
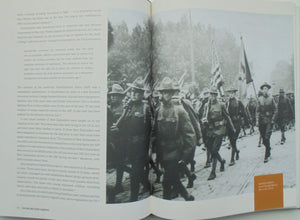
[107,20,151,89]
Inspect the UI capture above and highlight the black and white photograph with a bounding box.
[106,7,296,203]
[150,8,296,201]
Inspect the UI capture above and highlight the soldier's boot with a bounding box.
[179,185,194,201]
[220,159,226,172]
[175,179,194,201]
[281,132,286,144]
[264,146,271,163]
[129,183,139,202]
[208,158,217,180]
[185,194,195,201]
[162,181,172,200]
[114,168,124,193]
[258,136,262,148]
[204,151,211,168]
[187,173,197,188]
[204,161,211,168]
[216,153,225,172]
[229,150,235,166]
[236,150,240,160]
[190,160,196,172]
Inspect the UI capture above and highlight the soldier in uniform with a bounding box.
[153,77,195,201]
[286,91,295,127]
[226,87,248,166]
[112,77,151,202]
[202,87,235,180]
[198,88,211,168]
[256,82,277,163]
[107,84,127,193]
[275,88,293,144]
[246,96,257,134]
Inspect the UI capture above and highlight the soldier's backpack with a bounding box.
[181,98,202,145]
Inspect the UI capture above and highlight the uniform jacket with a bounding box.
[275,95,293,122]
[119,100,151,160]
[226,97,247,130]
[153,101,196,162]
[202,99,235,137]
[256,94,277,125]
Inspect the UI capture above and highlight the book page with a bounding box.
[150,0,299,219]
[0,0,151,220]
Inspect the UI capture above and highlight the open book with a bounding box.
[0,0,299,219]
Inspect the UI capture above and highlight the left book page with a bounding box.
[0,0,151,220]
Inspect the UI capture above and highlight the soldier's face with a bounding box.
[110,94,122,104]
[262,87,269,95]
[229,92,235,98]
[209,93,217,101]
[203,93,209,99]
[131,89,143,101]
[161,91,173,103]
[279,92,284,98]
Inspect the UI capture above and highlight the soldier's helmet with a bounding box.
[152,90,161,98]
[260,82,271,90]
[226,87,238,93]
[279,88,285,94]
[202,87,210,96]
[157,77,180,92]
[108,84,125,95]
[127,76,146,91]
[209,87,218,95]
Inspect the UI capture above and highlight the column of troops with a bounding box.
[106,76,294,203]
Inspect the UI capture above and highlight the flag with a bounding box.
[211,41,224,96]
[238,37,253,103]
[240,38,253,84]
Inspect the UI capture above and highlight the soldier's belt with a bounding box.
[231,116,239,121]
[214,120,224,126]
[263,111,271,116]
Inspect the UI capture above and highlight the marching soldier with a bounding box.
[275,88,293,144]
[112,76,151,202]
[226,87,248,166]
[256,82,277,163]
[107,84,127,193]
[172,88,200,188]
[286,91,295,127]
[246,96,257,134]
[202,87,235,180]
[198,88,211,168]
[153,77,195,201]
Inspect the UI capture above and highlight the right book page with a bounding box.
[150,0,299,219]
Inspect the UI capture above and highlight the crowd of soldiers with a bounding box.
[106,76,295,203]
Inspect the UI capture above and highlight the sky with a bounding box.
[153,8,294,88]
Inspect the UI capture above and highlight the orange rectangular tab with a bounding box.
[254,173,283,211]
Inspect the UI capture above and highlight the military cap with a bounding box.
[226,87,238,93]
[152,90,161,98]
[127,76,146,90]
[279,88,285,93]
[260,82,271,90]
[108,84,125,95]
[209,87,218,95]
[157,77,180,91]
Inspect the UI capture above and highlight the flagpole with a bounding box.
[252,81,259,100]
[188,9,195,83]
[238,36,243,100]
[241,37,258,100]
